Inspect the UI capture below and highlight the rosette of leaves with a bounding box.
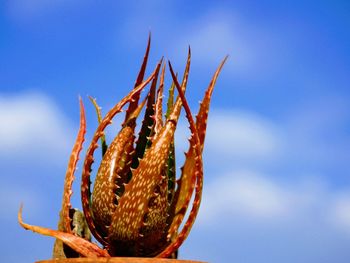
[19,36,227,258]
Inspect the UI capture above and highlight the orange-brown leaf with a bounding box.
[124,34,151,124]
[168,56,227,235]
[158,65,203,258]
[60,97,86,234]
[18,205,109,258]
[81,65,159,246]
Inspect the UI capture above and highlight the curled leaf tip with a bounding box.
[19,39,226,258]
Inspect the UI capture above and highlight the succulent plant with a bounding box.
[19,36,227,258]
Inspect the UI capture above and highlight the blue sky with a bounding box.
[1,1,350,262]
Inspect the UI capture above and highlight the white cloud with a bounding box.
[6,0,84,22]
[329,193,350,232]
[206,110,282,159]
[175,109,283,166]
[172,12,255,73]
[118,9,246,68]
[164,9,295,82]
[117,7,298,86]
[176,103,350,263]
[198,169,350,235]
[179,106,350,234]
[0,92,75,162]
[200,170,292,222]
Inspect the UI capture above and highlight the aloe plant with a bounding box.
[19,36,227,259]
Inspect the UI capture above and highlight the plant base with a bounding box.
[36,258,207,263]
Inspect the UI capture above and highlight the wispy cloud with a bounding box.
[5,0,84,22]
[180,105,350,234]
[205,110,282,159]
[0,92,75,163]
[175,109,283,171]
[284,95,350,167]
[329,192,350,232]
[198,169,346,225]
[164,9,298,82]
[185,113,350,261]
[200,170,293,222]
[188,168,350,262]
